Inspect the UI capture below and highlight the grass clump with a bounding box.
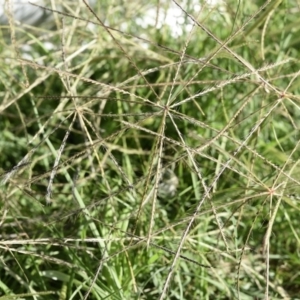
[1,0,300,299]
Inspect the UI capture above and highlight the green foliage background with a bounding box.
[1,0,300,299]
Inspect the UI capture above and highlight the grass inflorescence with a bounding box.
[1,0,300,299]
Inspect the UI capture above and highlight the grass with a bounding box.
[1,0,300,299]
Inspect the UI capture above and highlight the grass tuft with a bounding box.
[1,0,300,299]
